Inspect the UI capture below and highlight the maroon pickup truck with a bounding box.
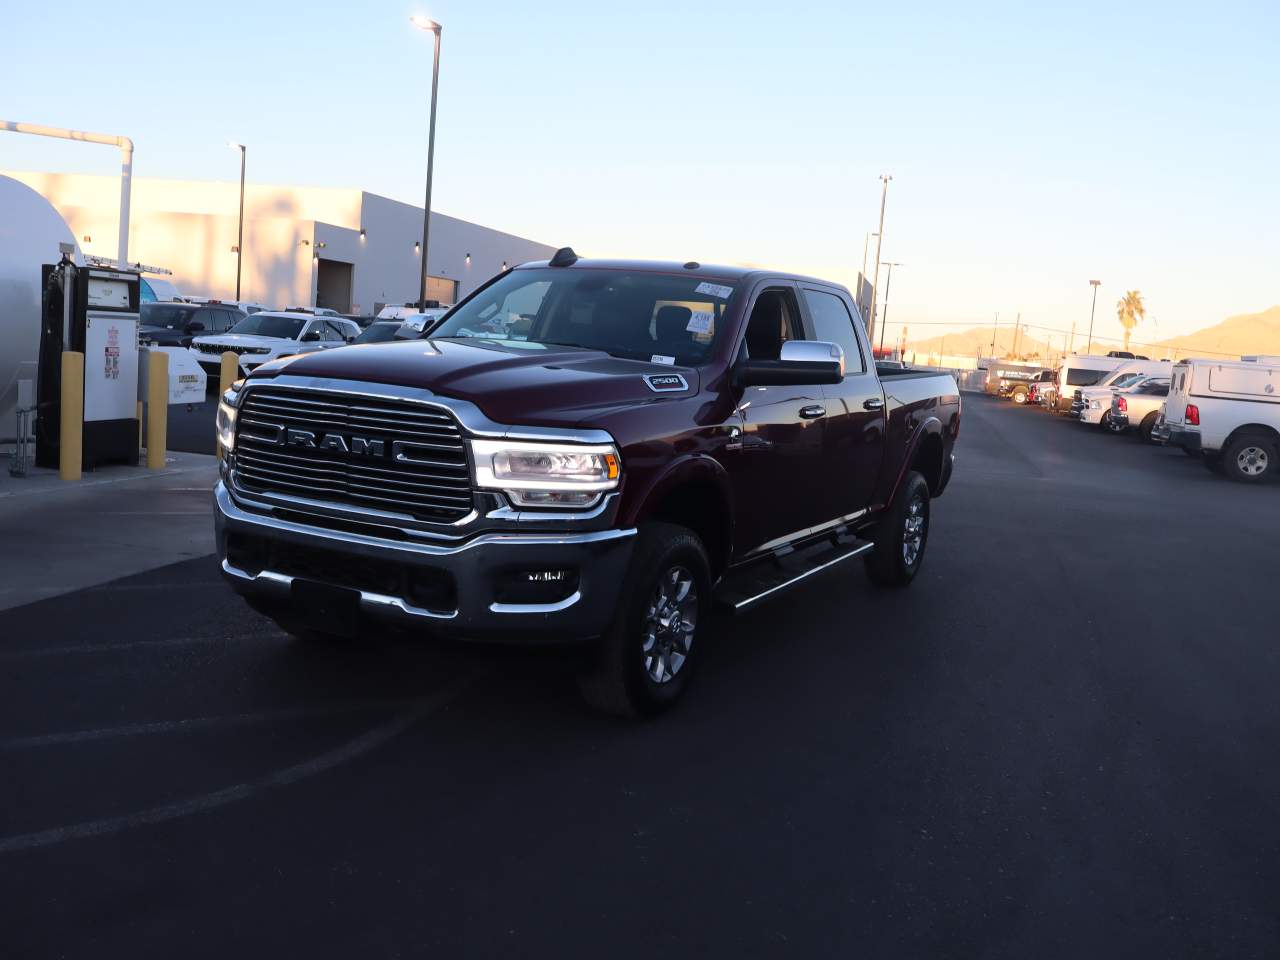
[214,252,960,715]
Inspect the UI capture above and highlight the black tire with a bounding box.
[864,471,930,589]
[1221,433,1278,484]
[1138,412,1158,442]
[578,522,710,718]
[1097,410,1113,430]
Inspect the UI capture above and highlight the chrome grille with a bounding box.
[233,387,473,523]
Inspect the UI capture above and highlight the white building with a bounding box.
[4,170,557,314]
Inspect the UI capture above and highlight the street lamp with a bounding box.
[1087,279,1101,353]
[411,14,443,308]
[867,174,892,345]
[228,142,246,300]
[877,261,902,354]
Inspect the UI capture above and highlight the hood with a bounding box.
[193,334,286,349]
[250,337,699,427]
[140,326,192,346]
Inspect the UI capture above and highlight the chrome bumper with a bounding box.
[214,481,636,642]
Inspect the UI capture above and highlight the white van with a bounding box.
[1164,357,1280,482]
[1054,355,1122,413]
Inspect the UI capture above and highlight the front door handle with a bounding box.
[799,404,826,420]
[863,397,885,411]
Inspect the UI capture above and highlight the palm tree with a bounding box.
[1115,290,1146,352]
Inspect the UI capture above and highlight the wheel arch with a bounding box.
[625,455,733,578]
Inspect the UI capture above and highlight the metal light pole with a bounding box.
[228,142,246,300]
[858,231,878,313]
[990,312,998,356]
[411,15,443,308]
[1087,279,1101,354]
[877,261,901,354]
[867,174,892,343]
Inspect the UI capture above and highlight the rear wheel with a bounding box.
[1012,388,1028,405]
[864,471,930,589]
[1222,433,1277,483]
[1138,412,1158,442]
[578,522,710,717]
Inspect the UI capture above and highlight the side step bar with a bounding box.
[714,533,874,612]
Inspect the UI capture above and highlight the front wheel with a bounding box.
[864,471,931,588]
[578,522,710,717]
[1012,388,1028,405]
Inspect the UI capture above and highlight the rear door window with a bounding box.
[801,289,866,373]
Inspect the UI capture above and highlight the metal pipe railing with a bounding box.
[1,120,134,268]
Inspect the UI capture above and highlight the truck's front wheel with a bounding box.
[578,522,710,718]
[864,471,931,588]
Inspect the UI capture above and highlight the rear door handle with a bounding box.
[863,397,885,411]
[799,405,826,420]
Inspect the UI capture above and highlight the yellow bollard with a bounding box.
[59,351,84,481]
[137,400,144,455]
[146,350,168,470]
[217,352,239,457]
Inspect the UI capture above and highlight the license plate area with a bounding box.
[290,579,362,635]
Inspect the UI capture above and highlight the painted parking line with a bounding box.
[0,631,287,660]
[0,670,483,856]
[0,697,423,750]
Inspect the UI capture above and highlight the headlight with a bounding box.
[470,439,620,508]
[216,399,238,454]
[1088,399,1101,409]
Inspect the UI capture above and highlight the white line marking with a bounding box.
[0,632,287,660]
[0,697,421,750]
[0,673,480,855]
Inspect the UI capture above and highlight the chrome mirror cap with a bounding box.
[780,340,846,378]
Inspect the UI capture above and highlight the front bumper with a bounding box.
[214,481,636,642]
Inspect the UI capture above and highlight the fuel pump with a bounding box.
[35,252,141,468]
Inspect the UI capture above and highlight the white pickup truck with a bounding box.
[1164,357,1280,482]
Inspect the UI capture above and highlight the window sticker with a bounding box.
[695,282,733,299]
[686,311,714,334]
[651,354,676,365]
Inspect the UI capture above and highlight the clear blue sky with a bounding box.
[3,0,1277,344]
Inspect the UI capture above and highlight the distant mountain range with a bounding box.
[901,305,1280,361]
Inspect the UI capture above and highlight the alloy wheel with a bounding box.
[1236,446,1270,477]
[642,566,698,684]
[902,496,927,567]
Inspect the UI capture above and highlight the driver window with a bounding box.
[742,287,802,361]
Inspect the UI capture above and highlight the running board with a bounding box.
[715,534,874,612]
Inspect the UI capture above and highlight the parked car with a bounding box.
[1067,360,1172,422]
[1163,357,1280,482]
[352,320,420,344]
[1012,369,1056,406]
[214,252,961,716]
[1055,354,1125,412]
[191,311,356,379]
[185,296,268,315]
[376,301,452,321]
[1109,378,1171,440]
[139,301,245,348]
[285,306,342,317]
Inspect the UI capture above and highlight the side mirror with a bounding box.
[301,331,321,342]
[737,340,845,387]
[186,322,205,333]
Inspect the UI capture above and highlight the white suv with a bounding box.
[190,311,357,378]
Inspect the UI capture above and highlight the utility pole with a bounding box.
[1068,321,1076,354]
[1012,312,1022,357]
[857,231,877,314]
[990,312,999,356]
[228,142,246,300]
[877,261,902,354]
[867,174,892,344]
[1087,279,1101,354]
[412,16,444,308]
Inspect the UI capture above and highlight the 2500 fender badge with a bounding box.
[644,374,688,393]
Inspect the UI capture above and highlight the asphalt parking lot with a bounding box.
[3,394,1279,959]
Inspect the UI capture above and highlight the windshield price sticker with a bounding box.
[686,311,714,334]
[694,282,734,299]
[651,354,676,365]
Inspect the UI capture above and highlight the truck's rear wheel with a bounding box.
[578,522,710,718]
[1138,412,1158,442]
[1223,433,1276,483]
[864,471,930,588]
[1012,388,1028,405]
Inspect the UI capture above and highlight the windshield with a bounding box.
[354,322,417,344]
[1108,372,1144,388]
[432,268,737,366]
[227,315,307,339]
[140,303,198,330]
